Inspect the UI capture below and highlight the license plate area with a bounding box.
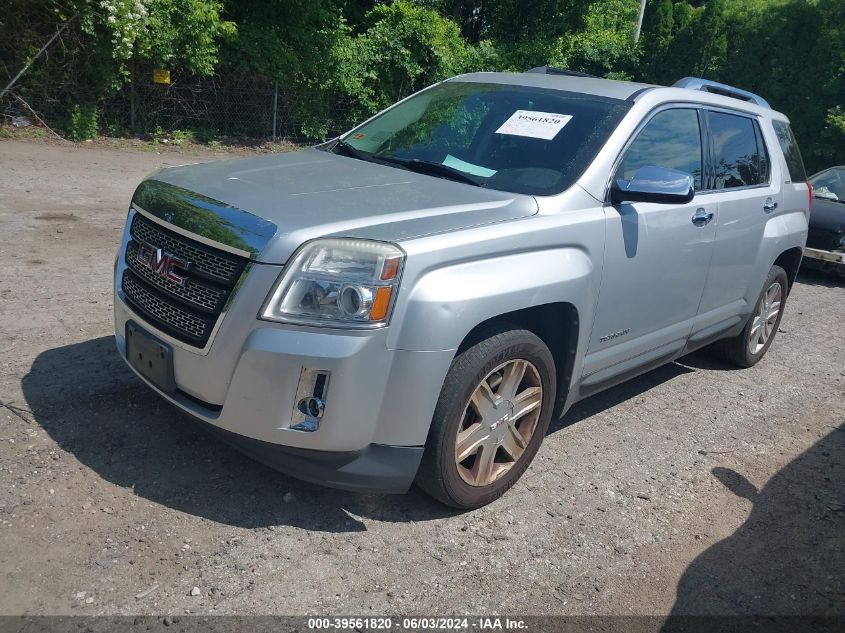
[126,321,176,393]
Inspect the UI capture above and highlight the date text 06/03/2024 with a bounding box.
[307,617,528,630]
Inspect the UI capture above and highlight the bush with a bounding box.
[192,126,217,143]
[68,104,98,141]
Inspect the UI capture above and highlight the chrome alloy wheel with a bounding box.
[455,359,543,487]
[748,281,783,355]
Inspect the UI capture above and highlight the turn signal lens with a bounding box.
[369,287,393,321]
[381,256,401,281]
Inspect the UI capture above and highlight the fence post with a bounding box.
[272,80,278,142]
[130,65,136,132]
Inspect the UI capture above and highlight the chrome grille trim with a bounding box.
[125,240,226,314]
[130,212,246,284]
[120,210,252,348]
[122,271,213,344]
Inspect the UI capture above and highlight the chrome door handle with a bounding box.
[763,198,778,213]
[692,208,714,227]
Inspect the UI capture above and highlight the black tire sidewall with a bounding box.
[423,327,556,509]
[740,266,789,366]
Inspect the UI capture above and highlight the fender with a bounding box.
[387,247,596,352]
[752,210,808,297]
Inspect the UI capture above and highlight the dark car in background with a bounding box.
[803,166,845,276]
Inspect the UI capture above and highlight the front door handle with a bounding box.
[763,198,778,213]
[692,208,714,227]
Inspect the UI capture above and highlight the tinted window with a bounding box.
[618,108,702,190]
[772,120,807,182]
[707,111,768,189]
[341,82,631,196]
[809,167,845,202]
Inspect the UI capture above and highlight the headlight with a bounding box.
[260,238,405,328]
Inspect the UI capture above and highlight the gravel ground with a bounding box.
[0,138,842,618]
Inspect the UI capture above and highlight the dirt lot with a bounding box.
[0,138,842,618]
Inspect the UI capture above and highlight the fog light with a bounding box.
[289,368,331,432]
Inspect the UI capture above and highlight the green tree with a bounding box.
[1,0,234,136]
[320,1,484,135]
[549,0,642,79]
[640,0,674,82]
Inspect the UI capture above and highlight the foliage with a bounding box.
[341,1,483,109]
[640,0,844,171]
[68,103,98,141]
[1,0,842,167]
[549,0,641,79]
[640,0,674,82]
[1,0,234,122]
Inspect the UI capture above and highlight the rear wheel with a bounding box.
[416,325,556,509]
[711,265,789,368]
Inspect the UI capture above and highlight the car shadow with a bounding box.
[549,360,694,434]
[22,337,742,530]
[662,424,844,627]
[795,266,844,288]
[20,336,458,532]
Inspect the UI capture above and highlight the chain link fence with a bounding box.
[2,68,362,143]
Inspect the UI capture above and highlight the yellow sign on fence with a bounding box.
[153,69,171,85]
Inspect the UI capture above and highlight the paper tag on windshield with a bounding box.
[495,110,572,140]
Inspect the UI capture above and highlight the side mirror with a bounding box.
[611,166,695,205]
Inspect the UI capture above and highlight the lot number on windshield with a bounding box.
[495,110,573,140]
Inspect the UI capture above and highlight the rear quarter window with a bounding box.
[772,120,807,182]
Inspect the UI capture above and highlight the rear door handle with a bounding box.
[691,208,714,227]
[763,198,778,213]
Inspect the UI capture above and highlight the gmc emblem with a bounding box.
[135,241,190,287]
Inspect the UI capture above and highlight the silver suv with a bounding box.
[114,69,810,508]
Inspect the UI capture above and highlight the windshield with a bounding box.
[337,81,631,196]
[810,167,845,203]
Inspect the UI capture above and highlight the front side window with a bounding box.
[338,81,631,196]
[708,111,769,189]
[617,108,703,191]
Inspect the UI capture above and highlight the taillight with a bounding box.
[806,181,813,216]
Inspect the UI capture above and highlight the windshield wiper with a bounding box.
[376,156,485,187]
[331,139,372,162]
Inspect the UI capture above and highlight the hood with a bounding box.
[140,148,538,263]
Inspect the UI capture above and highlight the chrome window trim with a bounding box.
[603,102,776,203]
[701,107,773,191]
[604,102,705,203]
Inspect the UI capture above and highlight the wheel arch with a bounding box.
[456,303,580,419]
[773,246,803,292]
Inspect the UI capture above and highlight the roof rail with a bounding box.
[527,66,597,78]
[673,77,770,109]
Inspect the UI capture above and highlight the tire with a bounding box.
[711,265,789,368]
[415,324,556,509]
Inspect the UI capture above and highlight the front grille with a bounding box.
[121,213,251,347]
[130,213,246,284]
[126,241,226,314]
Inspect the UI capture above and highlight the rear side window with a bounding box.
[706,111,769,189]
[618,108,703,190]
[772,120,807,182]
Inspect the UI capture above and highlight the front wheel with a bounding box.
[415,325,556,509]
[711,265,789,368]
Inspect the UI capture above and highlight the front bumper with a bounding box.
[803,247,845,265]
[114,296,452,493]
[113,215,454,494]
[802,247,845,275]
